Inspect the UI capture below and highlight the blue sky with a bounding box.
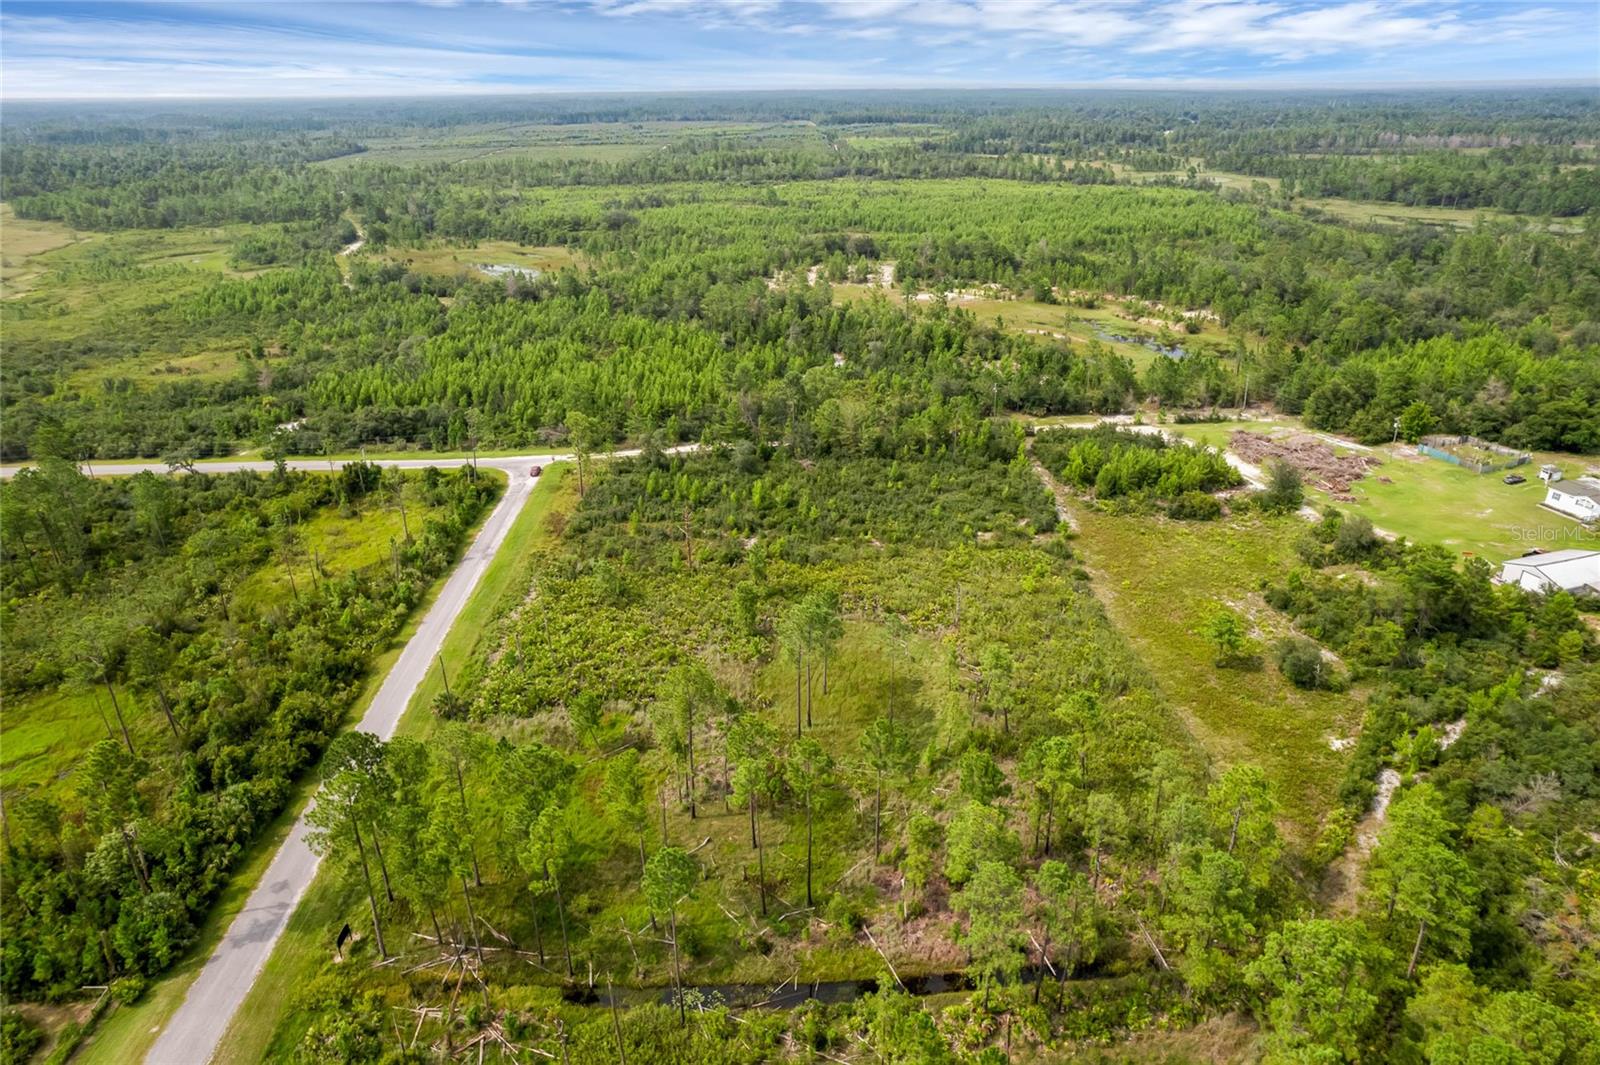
[1,1,1595,99]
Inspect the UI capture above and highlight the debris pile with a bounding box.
[1229,431,1381,498]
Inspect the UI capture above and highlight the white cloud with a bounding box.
[0,0,1591,99]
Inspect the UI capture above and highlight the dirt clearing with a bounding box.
[1230,430,1381,497]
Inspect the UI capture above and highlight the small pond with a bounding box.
[1091,326,1189,359]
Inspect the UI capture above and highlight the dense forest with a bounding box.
[4,174,1598,460]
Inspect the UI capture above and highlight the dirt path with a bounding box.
[1024,448,1219,767]
[336,216,365,288]
[1029,455,1077,531]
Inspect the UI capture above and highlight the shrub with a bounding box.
[1274,636,1339,690]
[1258,460,1305,513]
[1333,513,1380,560]
[1,1010,42,1065]
[1204,607,1256,667]
[1168,490,1222,521]
[823,893,864,943]
[109,974,148,1005]
[433,689,468,719]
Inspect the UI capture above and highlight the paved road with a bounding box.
[65,447,701,1063]
[146,458,546,1064]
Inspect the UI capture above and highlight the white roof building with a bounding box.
[1497,549,1600,596]
[1542,477,1600,523]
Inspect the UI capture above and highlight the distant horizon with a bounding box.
[3,1,1596,102]
[5,79,1598,105]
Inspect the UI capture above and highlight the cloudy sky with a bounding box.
[1,0,1595,99]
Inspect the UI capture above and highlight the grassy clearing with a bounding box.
[64,343,247,392]
[1064,502,1362,838]
[1124,167,1534,229]
[379,240,584,280]
[1164,418,1600,561]
[0,688,123,798]
[830,283,1236,370]
[212,467,570,1065]
[1,218,274,394]
[232,479,452,610]
[1159,418,1293,451]
[1295,195,1526,229]
[0,203,94,297]
[67,471,511,1065]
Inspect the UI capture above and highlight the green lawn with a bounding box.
[1327,447,1598,561]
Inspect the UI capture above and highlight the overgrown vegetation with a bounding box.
[3,88,1598,1063]
[1032,425,1241,506]
[0,462,497,998]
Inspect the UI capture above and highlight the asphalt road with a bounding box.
[144,458,543,1064]
[1,444,689,1061]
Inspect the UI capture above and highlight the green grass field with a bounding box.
[0,688,124,798]
[2,211,279,394]
[1064,501,1363,839]
[0,203,93,297]
[1337,447,1599,561]
[378,240,584,280]
[830,284,1236,370]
